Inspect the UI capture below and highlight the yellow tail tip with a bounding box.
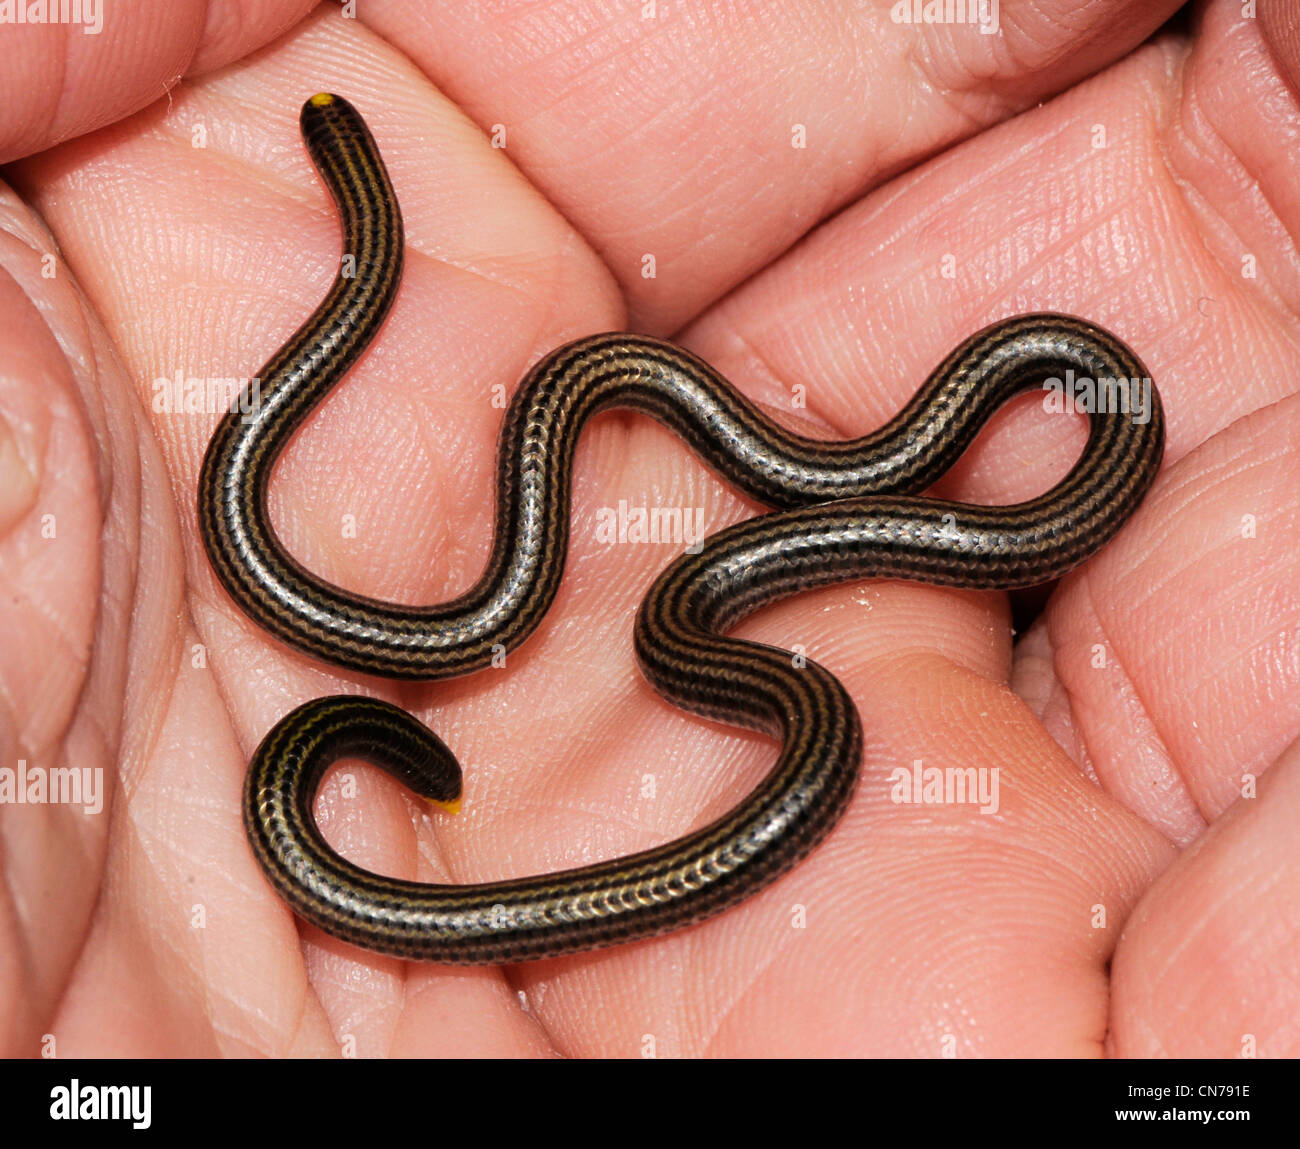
[309,92,337,107]
[428,796,462,816]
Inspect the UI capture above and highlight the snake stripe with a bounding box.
[204,94,1164,962]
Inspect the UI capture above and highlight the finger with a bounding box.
[362,0,1183,328]
[0,169,166,1051]
[1044,394,1300,844]
[0,0,319,163]
[1109,735,1300,1057]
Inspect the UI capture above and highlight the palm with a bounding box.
[3,1,1295,1057]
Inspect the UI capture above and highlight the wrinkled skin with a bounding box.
[0,0,1297,1057]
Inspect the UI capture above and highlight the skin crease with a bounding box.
[1,0,1297,1057]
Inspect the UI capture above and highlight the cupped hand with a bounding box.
[2,0,1297,1057]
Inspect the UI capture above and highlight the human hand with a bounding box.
[3,0,1297,1057]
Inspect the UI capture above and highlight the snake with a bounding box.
[198,93,1164,963]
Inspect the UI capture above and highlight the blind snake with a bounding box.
[198,93,1164,963]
